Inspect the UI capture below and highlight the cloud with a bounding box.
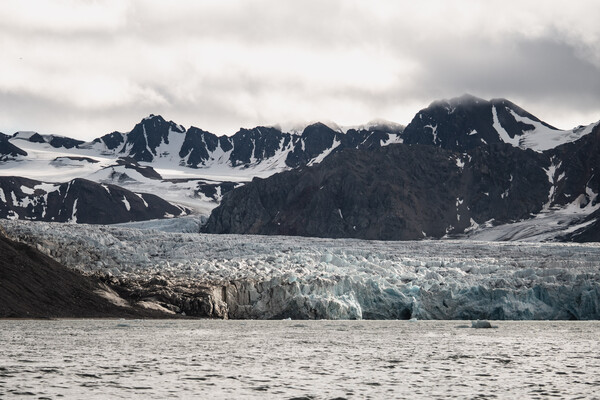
[0,0,599,138]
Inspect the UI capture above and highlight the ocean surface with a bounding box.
[1,320,598,399]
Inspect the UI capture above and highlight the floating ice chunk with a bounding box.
[471,320,493,329]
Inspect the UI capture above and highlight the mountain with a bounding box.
[546,126,600,241]
[90,115,404,169]
[0,132,27,160]
[0,114,405,222]
[1,95,599,240]
[203,95,600,241]
[12,131,85,149]
[0,176,189,224]
[402,94,596,152]
[201,142,550,239]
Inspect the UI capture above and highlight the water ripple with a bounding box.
[0,320,599,399]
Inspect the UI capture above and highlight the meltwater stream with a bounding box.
[1,320,599,399]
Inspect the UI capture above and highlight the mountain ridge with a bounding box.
[201,96,600,241]
[1,94,599,240]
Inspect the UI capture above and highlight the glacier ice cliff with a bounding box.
[2,220,599,320]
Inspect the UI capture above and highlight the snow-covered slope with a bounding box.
[0,115,405,217]
[0,176,190,224]
[505,109,597,151]
[3,220,599,320]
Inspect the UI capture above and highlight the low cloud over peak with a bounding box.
[1,0,599,139]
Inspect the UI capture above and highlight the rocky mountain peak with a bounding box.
[402,95,572,152]
[0,133,28,159]
[119,115,187,162]
[429,93,485,109]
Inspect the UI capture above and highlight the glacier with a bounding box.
[2,220,599,320]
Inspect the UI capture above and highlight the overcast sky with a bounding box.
[1,0,599,140]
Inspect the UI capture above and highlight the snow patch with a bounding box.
[308,138,341,166]
[34,183,59,193]
[381,134,403,146]
[135,192,149,207]
[70,198,78,223]
[20,185,35,195]
[6,210,19,220]
[424,124,439,145]
[492,106,520,147]
[543,161,560,210]
[509,110,597,152]
[122,196,131,211]
[455,158,464,170]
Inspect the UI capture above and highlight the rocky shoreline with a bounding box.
[0,230,177,319]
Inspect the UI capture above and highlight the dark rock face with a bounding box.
[202,95,600,241]
[15,133,85,149]
[92,131,125,150]
[343,128,396,150]
[113,157,163,180]
[106,276,228,318]
[562,211,600,242]
[179,126,228,167]
[549,124,600,207]
[49,156,103,171]
[48,136,85,149]
[285,123,337,168]
[119,115,185,162]
[231,127,289,166]
[195,181,239,202]
[202,143,551,239]
[0,177,188,224]
[107,116,404,169]
[548,124,600,241]
[402,94,557,151]
[463,144,550,223]
[0,231,169,318]
[0,133,27,159]
[28,133,46,143]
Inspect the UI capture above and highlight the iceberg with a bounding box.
[471,320,493,328]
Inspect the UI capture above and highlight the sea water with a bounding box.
[1,320,598,399]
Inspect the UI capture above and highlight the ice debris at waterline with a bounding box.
[471,320,493,329]
[2,220,600,320]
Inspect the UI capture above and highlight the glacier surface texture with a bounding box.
[3,220,599,320]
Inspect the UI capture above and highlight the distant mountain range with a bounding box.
[0,113,405,223]
[1,94,599,241]
[202,95,600,241]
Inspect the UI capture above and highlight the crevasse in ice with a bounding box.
[2,220,599,320]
